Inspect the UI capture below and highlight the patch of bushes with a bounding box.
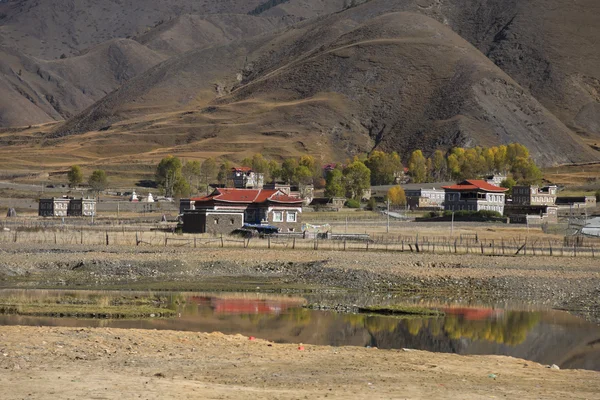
[345,199,360,208]
[421,210,504,221]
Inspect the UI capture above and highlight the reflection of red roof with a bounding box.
[188,296,300,315]
[442,180,507,193]
[191,188,302,204]
[443,307,503,320]
[212,299,296,315]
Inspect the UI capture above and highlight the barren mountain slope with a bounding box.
[0,0,265,60]
[217,12,598,166]
[256,0,600,140]
[0,39,165,127]
[136,14,295,57]
[0,11,294,127]
[49,11,598,166]
[0,41,163,127]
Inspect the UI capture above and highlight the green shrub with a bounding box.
[476,210,502,219]
[345,199,360,208]
[366,197,377,211]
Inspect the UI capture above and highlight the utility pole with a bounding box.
[386,199,390,233]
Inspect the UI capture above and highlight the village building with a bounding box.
[484,174,507,186]
[231,167,264,189]
[264,182,314,205]
[555,196,597,212]
[442,180,508,214]
[404,183,450,210]
[512,185,557,206]
[39,197,96,217]
[504,205,558,225]
[309,197,346,211]
[181,188,303,234]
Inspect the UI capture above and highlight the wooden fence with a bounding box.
[0,229,597,258]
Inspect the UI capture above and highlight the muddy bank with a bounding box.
[0,244,599,321]
[0,326,598,400]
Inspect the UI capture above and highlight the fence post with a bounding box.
[136,232,139,246]
[268,236,271,249]
[80,231,83,245]
[293,237,296,250]
[549,240,553,256]
[194,238,197,248]
[344,239,347,251]
[221,234,224,248]
[480,242,484,254]
[366,241,369,251]
[454,239,457,254]
[106,231,109,246]
[54,232,57,244]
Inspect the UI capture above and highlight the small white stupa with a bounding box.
[129,191,139,202]
[146,193,155,203]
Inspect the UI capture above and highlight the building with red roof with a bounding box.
[442,180,508,214]
[181,188,303,234]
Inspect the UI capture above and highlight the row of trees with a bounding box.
[67,165,108,193]
[152,143,542,198]
[407,144,542,184]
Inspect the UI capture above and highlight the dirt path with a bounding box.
[1,326,599,400]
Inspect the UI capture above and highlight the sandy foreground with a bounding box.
[0,326,599,400]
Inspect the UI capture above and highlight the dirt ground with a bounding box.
[0,326,598,400]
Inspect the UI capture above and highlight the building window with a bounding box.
[273,211,283,222]
[214,218,219,224]
[287,212,297,223]
[230,219,235,225]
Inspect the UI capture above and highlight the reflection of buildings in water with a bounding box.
[188,296,301,315]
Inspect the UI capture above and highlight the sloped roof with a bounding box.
[192,188,302,204]
[231,166,253,172]
[442,180,508,192]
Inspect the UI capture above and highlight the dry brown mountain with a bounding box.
[0,39,165,127]
[48,10,598,166]
[137,14,295,57]
[0,0,599,171]
[261,0,600,140]
[0,11,294,127]
[0,0,266,59]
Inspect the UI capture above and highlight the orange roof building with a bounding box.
[442,180,508,214]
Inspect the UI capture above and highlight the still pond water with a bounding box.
[1,289,599,371]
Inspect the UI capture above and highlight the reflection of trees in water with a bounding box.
[442,311,542,345]
[343,311,541,347]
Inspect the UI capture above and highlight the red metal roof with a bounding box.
[231,166,253,172]
[191,188,302,204]
[442,179,508,192]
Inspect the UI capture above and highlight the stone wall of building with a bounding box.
[267,209,302,233]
